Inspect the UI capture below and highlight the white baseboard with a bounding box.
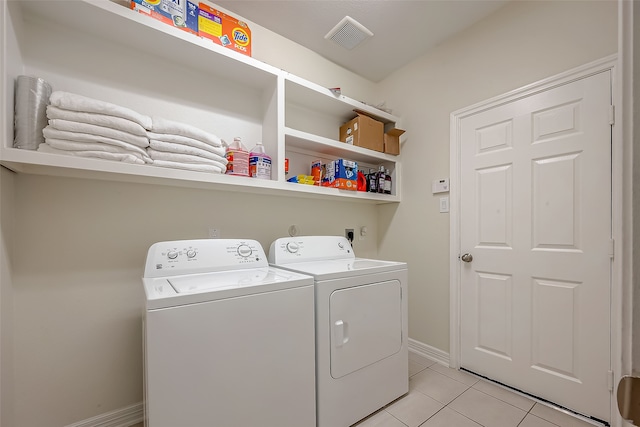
[65,402,143,427]
[408,338,450,366]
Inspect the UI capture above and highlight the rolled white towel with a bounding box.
[46,105,147,137]
[43,127,150,158]
[150,116,222,147]
[49,119,149,148]
[149,140,227,163]
[147,148,227,170]
[151,159,224,174]
[38,143,146,165]
[46,138,152,164]
[49,91,152,130]
[147,132,225,157]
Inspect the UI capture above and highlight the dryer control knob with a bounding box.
[286,242,299,253]
[186,250,196,258]
[237,245,252,257]
[167,250,179,260]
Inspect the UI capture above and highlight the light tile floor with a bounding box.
[133,354,603,427]
[352,354,601,427]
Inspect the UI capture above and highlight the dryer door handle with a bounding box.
[334,320,349,347]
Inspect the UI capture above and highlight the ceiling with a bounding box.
[215,0,510,82]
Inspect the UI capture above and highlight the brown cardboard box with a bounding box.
[339,112,384,152]
[384,128,405,155]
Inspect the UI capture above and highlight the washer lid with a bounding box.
[143,267,314,309]
[169,268,290,293]
[277,257,406,280]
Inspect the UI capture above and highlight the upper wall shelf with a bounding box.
[1,0,404,204]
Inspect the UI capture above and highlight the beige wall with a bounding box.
[376,0,618,352]
[4,5,380,426]
[10,174,379,427]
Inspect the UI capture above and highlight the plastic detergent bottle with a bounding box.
[225,137,249,176]
[249,141,272,180]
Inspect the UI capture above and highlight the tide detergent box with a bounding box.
[131,0,199,35]
[324,159,358,191]
[198,3,252,56]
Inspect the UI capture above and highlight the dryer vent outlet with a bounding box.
[345,229,354,243]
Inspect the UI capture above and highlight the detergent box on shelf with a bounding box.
[131,0,199,35]
[198,3,252,56]
[323,159,358,191]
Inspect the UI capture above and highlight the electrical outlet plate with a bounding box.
[208,228,220,238]
[345,228,354,241]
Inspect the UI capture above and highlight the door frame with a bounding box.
[449,55,622,423]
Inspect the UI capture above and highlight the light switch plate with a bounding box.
[439,197,449,213]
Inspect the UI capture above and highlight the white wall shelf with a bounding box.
[0,147,400,202]
[1,0,404,204]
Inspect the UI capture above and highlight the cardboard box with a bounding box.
[339,112,384,152]
[131,0,199,35]
[384,128,406,155]
[198,3,252,56]
[322,159,358,191]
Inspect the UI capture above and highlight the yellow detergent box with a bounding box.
[131,0,199,35]
[198,3,252,56]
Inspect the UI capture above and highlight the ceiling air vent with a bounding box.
[324,16,373,50]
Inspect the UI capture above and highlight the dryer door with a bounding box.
[329,280,402,379]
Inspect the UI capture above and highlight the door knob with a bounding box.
[461,253,473,263]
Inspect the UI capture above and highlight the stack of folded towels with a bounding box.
[146,116,227,174]
[39,91,153,165]
[38,91,228,174]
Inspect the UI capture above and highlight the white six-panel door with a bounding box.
[458,71,612,422]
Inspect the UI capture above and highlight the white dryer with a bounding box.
[142,239,316,427]
[268,235,408,427]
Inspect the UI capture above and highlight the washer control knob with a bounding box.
[338,242,344,249]
[237,245,252,258]
[186,250,196,258]
[167,250,179,260]
[286,242,299,253]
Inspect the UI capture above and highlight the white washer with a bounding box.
[142,239,316,427]
[268,235,408,427]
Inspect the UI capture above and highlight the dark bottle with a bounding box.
[367,168,377,192]
[384,168,392,194]
[377,165,386,194]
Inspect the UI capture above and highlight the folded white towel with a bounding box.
[49,91,152,130]
[46,106,147,137]
[49,119,149,148]
[37,143,146,165]
[46,138,152,163]
[150,116,222,147]
[148,140,227,163]
[151,159,224,174]
[147,148,227,170]
[147,133,225,157]
[148,136,225,157]
[43,127,150,158]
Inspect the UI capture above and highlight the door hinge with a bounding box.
[608,370,614,392]
[609,238,615,259]
[609,105,615,125]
